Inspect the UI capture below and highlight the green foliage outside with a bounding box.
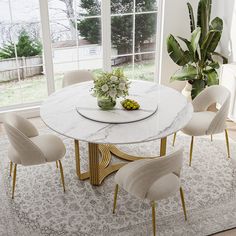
[166,0,228,99]
[0,30,42,59]
[77,0,156,54]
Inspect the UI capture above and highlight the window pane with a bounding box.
[51,19,78,64]
[20,66,48,103]
[111,15,133,56]
[48,0,75,21]
[50,19,74,44]
[111,0,133,14]
[0,78,22,107]
[135,0,158,12]
[111,56,133,80]
[10,0,40,22]
[52,16,102,91]
[111,54,155,81]
[76,17,101,45]
[79,0,101,16]
[135,13,157,53]
[134,54,155,81]
[48,0,101,21]
[0,66,47,107]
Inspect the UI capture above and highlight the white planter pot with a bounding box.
[181,81,192,102]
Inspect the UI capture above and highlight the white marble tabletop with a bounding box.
[40,80,193,144]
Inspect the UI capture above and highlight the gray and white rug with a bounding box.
[0,129,236,236]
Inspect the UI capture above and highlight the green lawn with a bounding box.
[0,60,155,107]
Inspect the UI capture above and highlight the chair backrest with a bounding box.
[4,113,39,138]
[3,114,46,166]
[192,85,230,134]
[62,70,93,87]
[115,148,183,199]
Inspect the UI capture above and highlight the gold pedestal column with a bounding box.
[88,143,100,185]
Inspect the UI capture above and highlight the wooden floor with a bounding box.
[1,117,236,236]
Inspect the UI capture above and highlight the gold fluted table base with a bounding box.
[74,137,167,186]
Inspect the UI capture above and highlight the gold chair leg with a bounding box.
[12,163,17,199]
[189,136,194,166]
[9,161,13,177]
[58,160,66,192]
[225,129,230,158]
[172,132,177,146]
[180,187,187,221]
[160,137,167,156]
[151,201,156,236]
[210,134,213,142]
[56,161,58,169]
[113,184,119,214]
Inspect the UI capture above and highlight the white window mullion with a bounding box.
[74,0,80,70]
[132,0,136,80]
[154,0,166,84]
[39,0,55,95]
[8,0,23,104]
[101,0,111,72]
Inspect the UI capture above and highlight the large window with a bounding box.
[0,0,47,108]
[0,0,162,111]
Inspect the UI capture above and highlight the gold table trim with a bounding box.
[74,137,167,186]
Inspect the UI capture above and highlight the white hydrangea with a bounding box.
[101,84,109,92]
[119,82,126,90]
[109,89,117,99]
[110,76,118,82]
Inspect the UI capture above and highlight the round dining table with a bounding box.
[40,80,193,185]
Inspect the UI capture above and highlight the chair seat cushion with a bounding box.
[30,134,66,162]
[182,111,216,136]
[146,173,180,201]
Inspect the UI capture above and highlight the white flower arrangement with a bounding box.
[92,68,130,101]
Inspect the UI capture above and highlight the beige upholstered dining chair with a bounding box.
[172,85,231,166]
[112,148,187,236]
[3,113,66,199]
[62,69,93,87]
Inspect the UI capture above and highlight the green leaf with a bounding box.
[207,61,220,69]
[210,17,223,31]
[203,69,219,86]
[167,34,191,66]
[201,30,221,61]
[197,0,211,45]
[170,65,197,81]
[212,51,228,64]
[177,36,191,50]
[191,27,201,54]
[178,36,200,62]
[187,2,196,32]
[191,79,206,99]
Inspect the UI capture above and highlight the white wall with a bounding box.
[160,0,198,91]
[212,0,236,63]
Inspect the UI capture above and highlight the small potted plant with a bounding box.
[92,68,130,110]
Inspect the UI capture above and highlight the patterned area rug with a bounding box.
[0,129,236,236]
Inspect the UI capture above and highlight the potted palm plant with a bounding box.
[167,0,228,99]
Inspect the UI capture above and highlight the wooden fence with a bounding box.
[0,56,43,82]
